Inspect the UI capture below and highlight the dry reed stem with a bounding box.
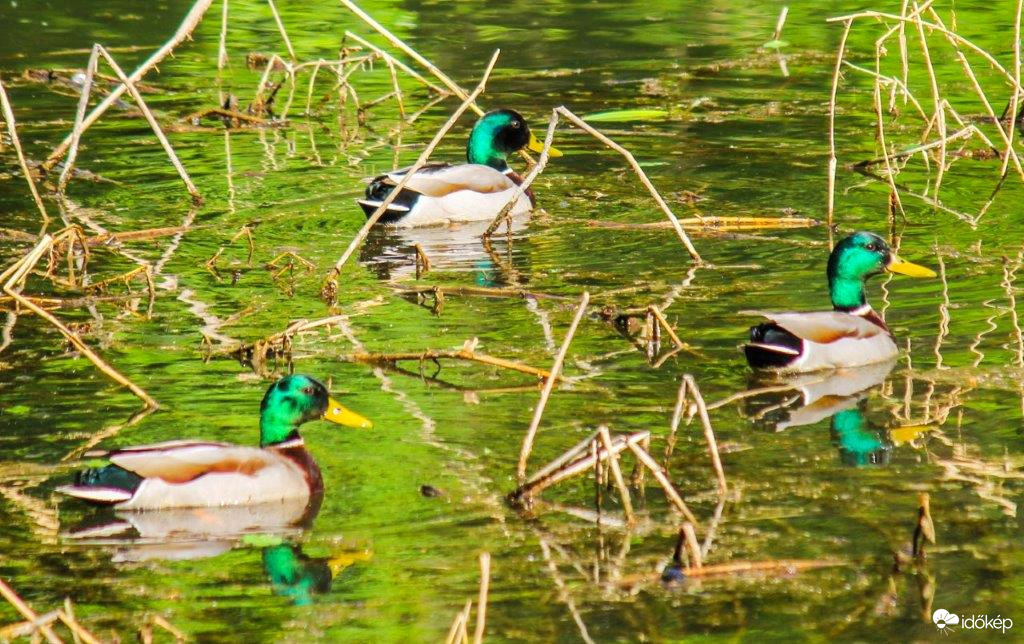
[935,22,1024,180]
[827,11,1022,92]
[57,44,100,192]
[627,442,699,525]
[648,305,684,349]
[265,0,297,62]
[682,522,702,568]
[517,291,590,480]
[151,615,186,641]
[338,0,489,118]
[62,45,201,202]
[841,62,928,122]
[483,108,559,237]
[444,608,466,644]
[43,0,216,170]
[327,49,499,277]
[3,236,158,407]
[511,431,649,502]
[585,215,818,230]
[554,106,702,262]
[218,0,229,69]
[683,375,727,494]
[0,79,50,221]
[392,284,571,302]
[1002,0,1023,178]
[870,41,904,218]
[343,346,552,380]
[597,426,635,525]
[56,608,101,644]
[911,2,946,199]
[473,553,490,644]
[0,610,61,640]
[342,31,446,94]
[0,578,63,644]
[525,429,598,485]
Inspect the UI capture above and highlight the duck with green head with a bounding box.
[744,232,936,372]
[58,375,372,510]
[358,108,561,227]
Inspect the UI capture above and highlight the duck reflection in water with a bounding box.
[64,495,369,605]
[736,359,930,466]
[358,217,528,286]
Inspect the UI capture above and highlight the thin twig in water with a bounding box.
[517,291,590,480]
[473,552,490,644]
[598,426,635,526]
[683,375,727,494]
[0,79,49,222]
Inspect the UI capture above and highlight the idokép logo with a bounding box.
[933,608,1013,634]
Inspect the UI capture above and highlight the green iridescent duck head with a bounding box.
[466,109,562,171]
[259,375,372,447]
[826,232,936,312]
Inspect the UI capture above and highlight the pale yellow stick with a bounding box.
[0,79,49,221]
[517,291,590,480]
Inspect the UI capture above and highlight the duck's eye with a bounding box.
[510,120,521,128]
[866,243,877,251]
[301,386,314,396]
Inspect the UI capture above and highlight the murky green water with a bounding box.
[1,0,1023,641]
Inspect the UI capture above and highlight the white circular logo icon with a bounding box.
[933,609,959,632]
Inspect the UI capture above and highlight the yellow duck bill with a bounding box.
[323,398,373,428]
[886,255,937,278]
[527,132,562,157]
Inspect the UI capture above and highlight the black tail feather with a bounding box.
[744,323,803,369]
[359,176,420,224]
[75,464,143,494]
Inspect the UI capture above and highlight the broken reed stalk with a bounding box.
[517,291,590,480]
[327,49,500,277]
[913,491,936,557]
[648,305,684,349]
[265,0,297,62]
[0,79,50,222]
[628,442,699,525]
[682,522,702,569]
[1001,0,1023,178]
[56,606,102,644]
[511,431,650,502]
[0,578,62,644]
[3,236,158,407]
[826,19,852,230]
[826,11,1022,90]
[218,0,229,69]
[60,44,201,202]
[483,108,559,237]
[525,429,598,485]
[554,106,702,262]
[343,31,445,95]
[597,425,635,525]
[43,0,216,171]
[683,375,727,494]
[338,0,487,116]
[473,552,490,644]
[343,346,551,380]
[912,1,947,200]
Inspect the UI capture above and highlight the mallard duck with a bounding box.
[358,108,561,227]
[744,232,936,372]
[58,375,372,510]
